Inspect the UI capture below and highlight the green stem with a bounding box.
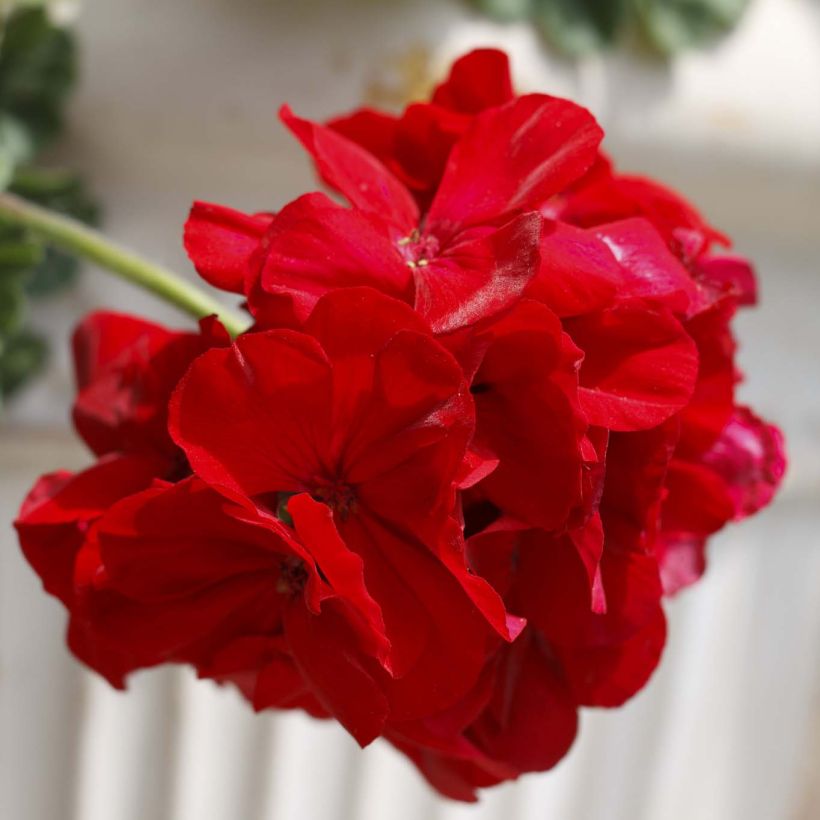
[0,190,248,337]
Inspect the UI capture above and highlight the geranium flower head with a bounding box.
[16,47,785,803]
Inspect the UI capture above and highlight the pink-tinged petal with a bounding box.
[695,255,758,307]
[701,406,787,519]
[288,493,391,669]
[284,603,389,747]
[470,634,578,773]
[457,447,498,490]
[676,300,737,457]
[169,329,333,497]
[414,213,541,334]
[558,170,729,261]
[567,302,699,431]
[184,202,274,293]
[251,193,412,323]
[526,220,623,317]
[656,532,707,596]
[432,49,515,114]
[427,94,603,234]
[280,105,418,232]
[593,218,702,315]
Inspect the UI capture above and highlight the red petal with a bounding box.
[280,105,418,232]
[593,218,702,314]
[284,603,389,747]
[470,634,578,772]
[288,493,391,669]
[470,301,586,530]
[432,49,515,114]
[567,302,699,431]
[526,220,623,317]
[250,193,412,323]
[14,454,164,606]
[427,94,603,233]
[184,202,273,293]
[701,406,786,519]
[414,213,541,333]
[169,329,333,497]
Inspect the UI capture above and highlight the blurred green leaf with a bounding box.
[0,7,76,148]
[0,6,90,402]
[472,0,534,21]
[10,166,99,296]
[0,236,42,269]
[0,327,46,399]
[632,0,752,53]
[0,268,26,334]
[0,111,32,188]
[535,0,627,55]
[469,0,751,56]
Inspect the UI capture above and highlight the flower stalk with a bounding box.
[0,190,248,336]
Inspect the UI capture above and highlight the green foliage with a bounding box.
[534,0,627,56]
[0,6,99,403]
[634,0,752,54]
[470,0,751,57]
[0,6,76,147]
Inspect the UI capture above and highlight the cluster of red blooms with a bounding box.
[16,50,785,800]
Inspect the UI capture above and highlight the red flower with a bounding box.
[72,311,229,464]
[16,47,786,803]
[185,86,602,334]
[169,288,520,721]
[16,313,227,683]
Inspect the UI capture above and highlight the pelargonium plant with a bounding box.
[7,49,784,801]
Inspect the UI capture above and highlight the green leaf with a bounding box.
[534,0,628,55]
[471,0,534,23]
[0,236,42,270]
[633,0,752,54]
[8,166,100,296]
[0,326,47,399]
[0,111,33,188]
[0,7,76,148]
[0,268,26,334]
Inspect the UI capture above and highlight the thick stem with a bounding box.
[0,191,248,336]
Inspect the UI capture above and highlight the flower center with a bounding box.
[312,478,357,521]
[397,229,440,268]
[276,556,308,595]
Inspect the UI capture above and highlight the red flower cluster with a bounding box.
[16,50,785,800]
